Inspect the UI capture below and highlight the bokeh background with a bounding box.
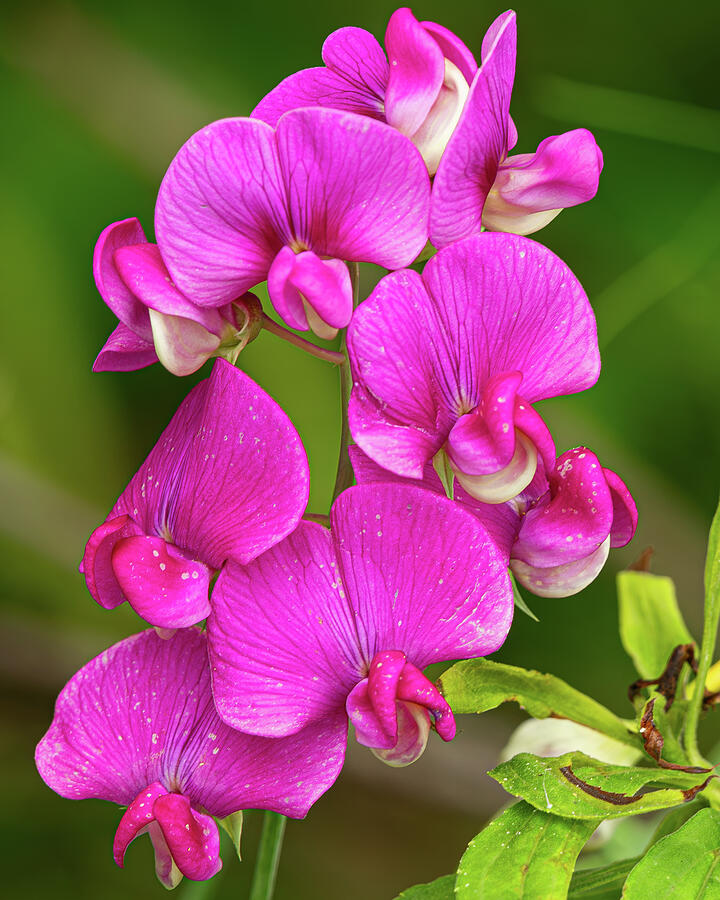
[2,0,719,896]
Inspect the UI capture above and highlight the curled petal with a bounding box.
[422,19,477,83]
[93,322,158,373]
[82,515,144,609]
[512,535,611,598]
[93,218,152,338]
[411,58,470,175]
[111,535,213,629]
[371,702,431,767]
[321,26,389,96]
[267,247,352,336]
[483,129,604,236]
[384,7,445,136]
[153,794,222,882]
[513,448,615,568]
[113,782,169,867]
[604,468,638,547]
[430,11,516,247]
[148,310,221,377]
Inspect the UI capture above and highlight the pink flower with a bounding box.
[36,628,343,888]
[155,108,429,339]
[81,359,309,630]
[347,233,600,506]
[253,7,478,175]
[350,446,637,598]
[207,483,513,768]
[431,12,603,243]
[93,219,260,376]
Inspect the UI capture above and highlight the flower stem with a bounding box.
[332,263,360,502]
[684,499,720,798]
[261,314,345,365]
[249,812,287,900]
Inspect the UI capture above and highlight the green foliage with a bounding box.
[622,808,720,897]
[511,574,540,622]
[489,752,712,820]
[567,857,640,898]
[438,659,637,748]
[455,801,596,899]
[647,800,707,847]
[218,810,244,861]
[705,497,720,602]
[393,874,454,899]
[617,571,694,679]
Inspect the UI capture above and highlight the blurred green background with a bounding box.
[1,0,719,896]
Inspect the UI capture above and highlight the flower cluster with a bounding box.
[37,6,636,889]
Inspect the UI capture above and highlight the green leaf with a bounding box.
[617,571,694,679]
[438,658,637,749]
[218,810,244,860]
[394,874,454,899]
[647,800,706,847]
[622,808,720,898]
[489,751,713,820]
[511,574,540,622]
[432,449,455,500]
[705,496,720,602]
[568,857,640,898]
[455,801,596,899]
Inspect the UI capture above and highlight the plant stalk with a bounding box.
[249,812,287,900]
[331,262,360,502]
[261,314,345,365]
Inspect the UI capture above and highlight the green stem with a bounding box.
[249,812,287,900]
[261,314,345,365]
[684,500,720,801]
[331,262,360,502]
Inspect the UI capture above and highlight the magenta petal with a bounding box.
[268,247,353,334]
[349,444,521,562]
[209,484,513,745]
[512,536,611,599]
[275,108,430,269]
[384,8,445,136]
[421,20,477,84]
[514,448,614,568]
[93,219,152,338]
[322,26,389,95]
[253,67,384,126]
[36,628,345,820]
[82,515,143,609]
[113,782,169,867]
[603,468,638,548]
[153,794,221,882]
[113,244,225,333]
[346,679,396,749]
[347,268,455,478]
[112,536,213,629]
[155,118,285,306]
[430,11,516,247]
[397,661,455,741]
[209,522,360,737]
[330,484,513,667]
[93,322,158,373]
[483,129,604,235]
[113,359,309,570]
[348,234,599,478]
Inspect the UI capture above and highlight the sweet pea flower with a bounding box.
[431,11,603,244]
[154,108,429,340]
[93,218,261,376]
[36,628,342,888]
[252,7,479,175]
[347,233,600,507]
[81,358,309,630]
[207,483,513,769]
[349,445,637,598]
